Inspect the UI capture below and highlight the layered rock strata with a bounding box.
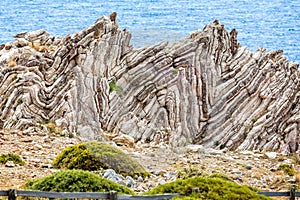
[0,15,299,153]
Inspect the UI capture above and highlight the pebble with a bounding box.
[185,144,204,153]
[253,158,260,161]
[265,152,277,159]
[147,182,155,188]
[103,169,116,178]
[231,168,241,173]
[20,138,33,142]
[159,180,166,185]
[137,176,144,182]
[42,144,52,149]
[103,169,136,186]
[245,166,252,170]
[135,185,145,192]
[21,151,32,156]
[288,178,296,183]
[270,167,277,172]
[190,160,200,164]
[5,161,15,168]
[41,164,53,168]
[33,144,43,150]
[126,176,135,187]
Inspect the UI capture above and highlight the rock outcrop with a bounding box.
[0,14,299,153]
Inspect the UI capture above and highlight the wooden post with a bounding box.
[8,189,16,200]
[109,190,118,200]
[290,187,295,200]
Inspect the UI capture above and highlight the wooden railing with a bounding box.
[0,189,180,200]
[0,187,300,200]
[257,187,299,200]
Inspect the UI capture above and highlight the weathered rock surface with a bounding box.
[0,15,299,152]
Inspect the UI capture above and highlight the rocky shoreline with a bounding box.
[1,129,299,196]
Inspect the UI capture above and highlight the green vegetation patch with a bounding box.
[278,164,295,176]
[144,176,271,200]
[177,165,207,179]
[52,141,150,178]
[109,81,122,94]
[25,169,134,194]
[0,153,25,166]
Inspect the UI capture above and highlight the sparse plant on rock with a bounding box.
[41,119,63,135]
[145,176,271,200]
[0,153,25,166]
[52,141,150,178]
[25,169,134,194]
[177,165,207,179]
[278,164,295,176]
[109,81,122,94]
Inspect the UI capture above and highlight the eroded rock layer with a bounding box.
[0,16,299,153]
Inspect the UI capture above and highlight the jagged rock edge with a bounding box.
[0,15,299,153]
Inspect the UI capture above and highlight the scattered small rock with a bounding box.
[41,164,53,168]
[245,166,252,170]
[185,144,204,153]
[5,161,16,168]
[265,152,277,159]
[126,176,135,187]
[203,148,223,155]
[103,169,116,178]
[20,138,33,142]
[137,176,144,182]
[33,144,43,150]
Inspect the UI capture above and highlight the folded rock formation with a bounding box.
[0,15,299,153]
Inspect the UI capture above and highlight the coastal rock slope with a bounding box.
[0,15,299,153]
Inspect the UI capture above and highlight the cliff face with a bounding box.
[0,15,299,153]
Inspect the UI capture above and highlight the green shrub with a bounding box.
[278,164,295,176]
[0,153,25,166]
[25,169,134,194]
[144,176,271,200]
[52,141,150,177]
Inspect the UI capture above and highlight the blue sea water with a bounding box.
[0,0,299,63]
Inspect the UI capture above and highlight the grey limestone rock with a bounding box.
[0,14,300,153]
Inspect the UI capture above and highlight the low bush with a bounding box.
[278,164,295,176]
[0,153,25,166]
[144,176,271,200]
[25,169,134,194]
[52,141,150,177]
